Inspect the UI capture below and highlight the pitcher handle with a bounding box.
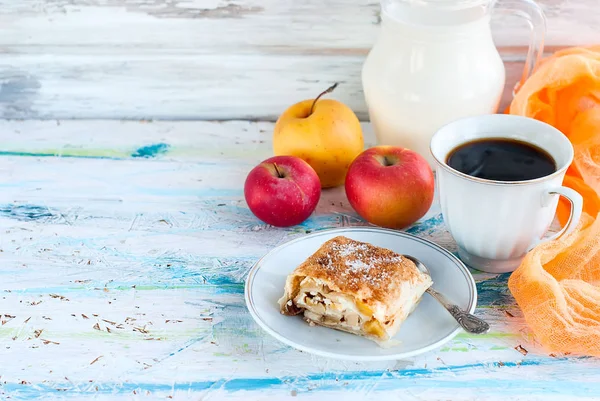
[493,0,547,95]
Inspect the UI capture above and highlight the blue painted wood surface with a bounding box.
[0,120,598,400]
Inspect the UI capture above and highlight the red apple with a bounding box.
[244,155,321,227]
[345,146,434,229]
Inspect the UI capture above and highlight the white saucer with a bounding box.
[244,227,477,361]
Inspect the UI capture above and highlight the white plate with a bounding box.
[244,227,477,361]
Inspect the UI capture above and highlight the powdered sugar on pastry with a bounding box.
[278,236,433,346]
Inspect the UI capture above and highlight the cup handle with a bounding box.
[535,187,583,247]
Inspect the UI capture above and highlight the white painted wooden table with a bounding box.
[1,120,600,400]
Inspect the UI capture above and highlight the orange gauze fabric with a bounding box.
[508,46,600,356]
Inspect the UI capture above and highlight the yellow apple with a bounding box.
[273,84,364,188]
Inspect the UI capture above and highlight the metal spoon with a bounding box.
[403,255,490,335]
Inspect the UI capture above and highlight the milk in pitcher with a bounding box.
[362,0,546,168]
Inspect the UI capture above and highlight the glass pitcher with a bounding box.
[361,0,546,167]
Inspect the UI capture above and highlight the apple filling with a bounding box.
[285,277,387,340]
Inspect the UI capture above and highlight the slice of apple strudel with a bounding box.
[278,235,433,344]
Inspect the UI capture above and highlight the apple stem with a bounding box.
[309,82,339,116]
[273,163,284,178]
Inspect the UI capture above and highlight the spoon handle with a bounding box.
[426,287,490,334]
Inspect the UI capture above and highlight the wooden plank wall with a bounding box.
[0,0,598,121]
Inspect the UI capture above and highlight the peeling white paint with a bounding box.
[0,120,598,398]
[0,1,597,120]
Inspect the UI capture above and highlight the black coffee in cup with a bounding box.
[446,138,557,181]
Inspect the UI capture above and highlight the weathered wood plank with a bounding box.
[1,0,597,49]
[0,0,598,120]
[0,53,527,120]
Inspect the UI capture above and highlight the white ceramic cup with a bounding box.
[430,114,583,274]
